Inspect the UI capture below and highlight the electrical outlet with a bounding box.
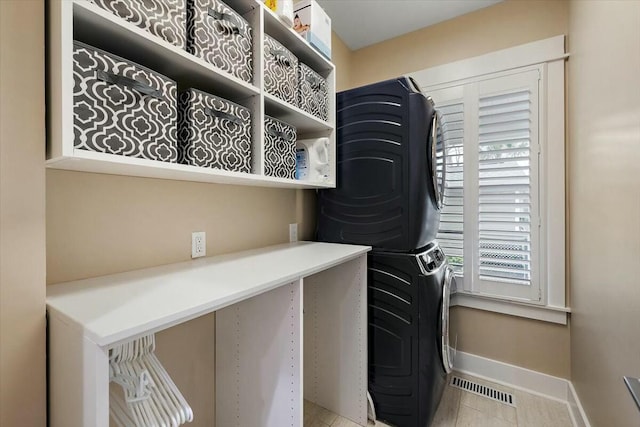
[289,223,298,242]
[192,232,206,258]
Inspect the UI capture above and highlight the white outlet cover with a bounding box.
[192,231,206,258]
[289,223,298,242]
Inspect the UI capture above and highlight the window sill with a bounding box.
[450,292,570,325]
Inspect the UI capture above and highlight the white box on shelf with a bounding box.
[293,0,331,60]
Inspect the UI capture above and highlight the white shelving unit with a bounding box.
[47,0,336,189]
[47,242,370,427]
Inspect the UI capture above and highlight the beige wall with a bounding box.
[46,172,298,284]
[343,0,572,378]
[568,1,640,425]
[332,31,352,92]
[350,0,569,89]
[0,1,47,425]
[450,307,571,378]
[451,308,570,378]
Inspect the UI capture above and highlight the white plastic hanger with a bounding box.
[136,335,182,426]
[134,356,177,426]
[146,352,192,423]
[111,339,155,426]
[110,387,136,427]
[109,334,193,427]
[143,334,191,424]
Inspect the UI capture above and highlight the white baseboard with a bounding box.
[566,381,591,427]
[452,350,591,427]
[452,350,568,400]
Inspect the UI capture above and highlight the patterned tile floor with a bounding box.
[304,372,573,427]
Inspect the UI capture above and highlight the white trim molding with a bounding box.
[453,350,568,401]
[567,381,592,427]
[452,351,591,427]
[451,292,570,325]
[409,35,566,86]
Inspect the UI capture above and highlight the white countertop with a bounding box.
[46,241,371,347]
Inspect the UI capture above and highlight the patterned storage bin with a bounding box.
[186,0,253,83]
[73,41,178,162]
[264,116,296,179]
[89,0,187,49]
[264,35,298,106]
[298,62,328,121]
[178,89,252,172]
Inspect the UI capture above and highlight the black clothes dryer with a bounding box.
[368,242,456,427]
[317,77,444,252]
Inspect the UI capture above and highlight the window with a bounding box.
[431,69,541,302]
[411,36,567,323]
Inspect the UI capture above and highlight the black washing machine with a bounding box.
[368,242,456,427]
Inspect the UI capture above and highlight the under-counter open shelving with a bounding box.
[47,242,370,426]
[47,0,336,189]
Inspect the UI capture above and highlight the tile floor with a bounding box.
[304,372,573,427]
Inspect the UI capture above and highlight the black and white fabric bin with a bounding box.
[89,0,187,49]
[298,62,329,121]
[178,89,252,172]
[264,35,298,106]
[73,41,178,162]
[186,0,253,83]
[264,116,296,179]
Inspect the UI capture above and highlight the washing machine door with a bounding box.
[441,266,456,373]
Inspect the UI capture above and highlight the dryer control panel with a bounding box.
[417,244,446,275]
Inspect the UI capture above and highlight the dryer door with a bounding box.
[434,111,447,210]
[430,111,444,210]
[441,266,456,373]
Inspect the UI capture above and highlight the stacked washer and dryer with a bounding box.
[317,77,456,427]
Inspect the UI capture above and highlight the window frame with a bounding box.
[409,35,568,324]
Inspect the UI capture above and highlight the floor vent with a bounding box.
[450,376,516,407]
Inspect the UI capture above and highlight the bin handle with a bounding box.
[208,8,244,35]
[269,48,292,67]
[96,70,163,99]
[305,75,322,90]
[204,107,243,126]
[266,126,294,142]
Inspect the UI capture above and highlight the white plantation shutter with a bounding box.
[478,91,532,284]
[474,70,540,300]
[436,101,465,276]
[426,69,541,302]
